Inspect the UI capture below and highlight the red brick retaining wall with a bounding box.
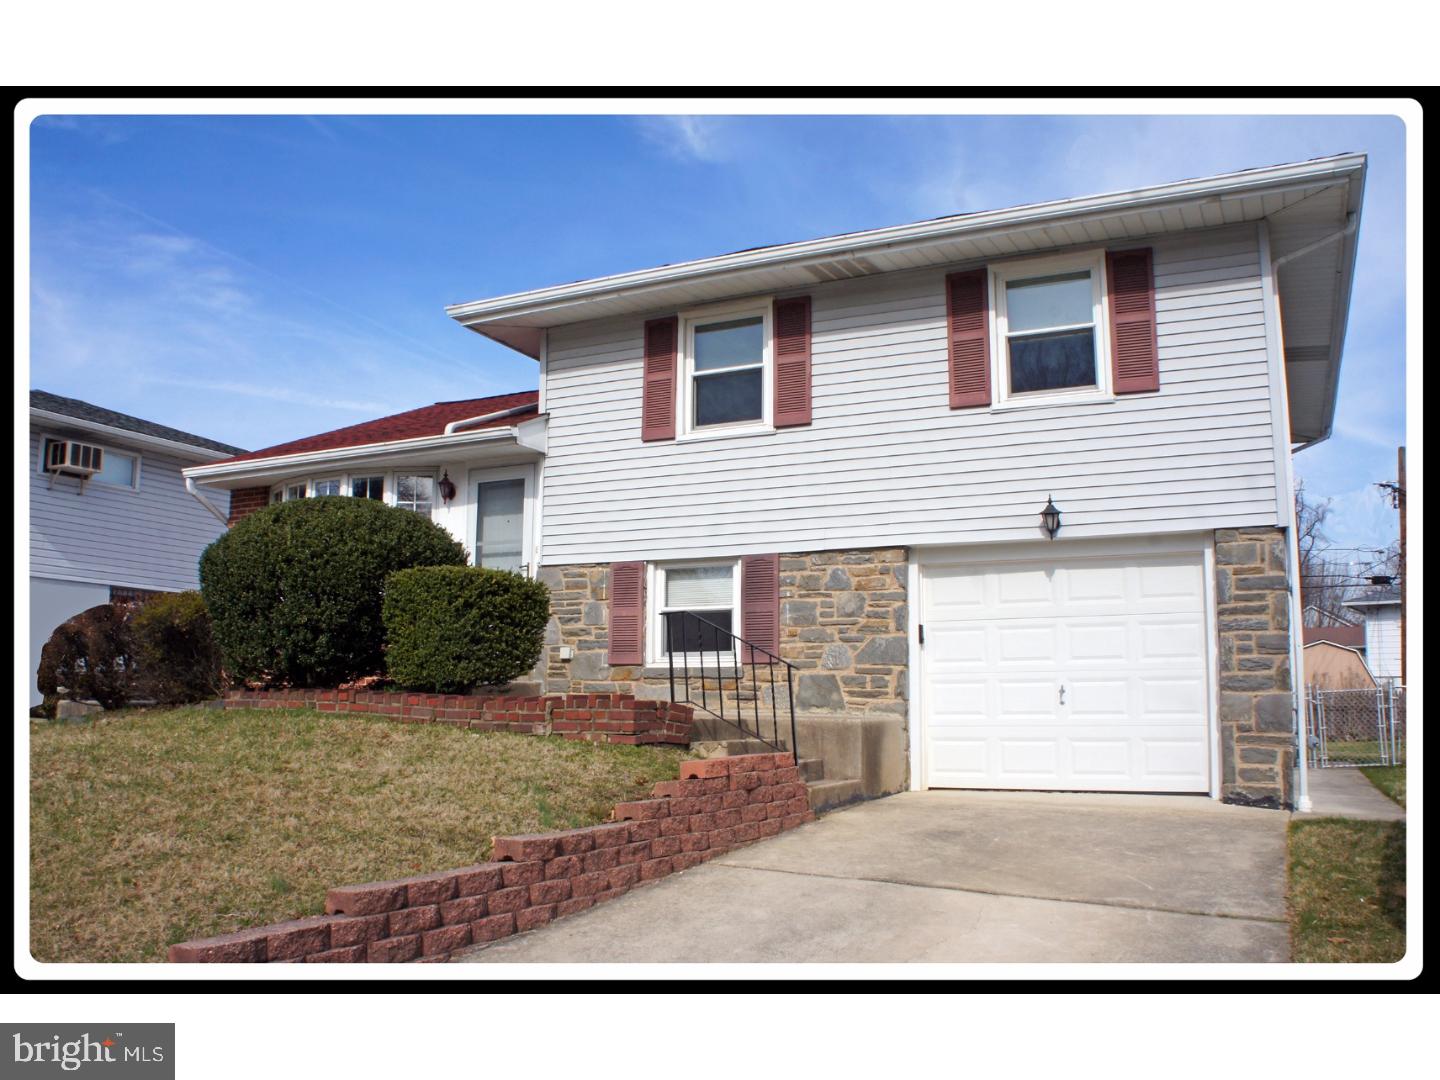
[168,752,812,963]
[223,688,692,746]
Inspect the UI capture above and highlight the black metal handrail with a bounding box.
[662,610,797,759]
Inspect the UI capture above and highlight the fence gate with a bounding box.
[1305,684,1406,768]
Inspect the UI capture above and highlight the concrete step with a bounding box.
[690,738,777,759]
[806,777,864,813]
[797,757,826,782]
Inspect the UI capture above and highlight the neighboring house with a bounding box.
[1302,623,1366,651]
[1341,585,1403,686]
[181,392,544,568]
[29,390,244,707]
[193,154,1366,810]
[1302,602,1358,629]
[1301,637,1376,690]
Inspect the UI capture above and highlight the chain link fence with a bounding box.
[1305,684,1406,767]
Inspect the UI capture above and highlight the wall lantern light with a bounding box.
[437,470,457,505]
[1040,495,1062,540]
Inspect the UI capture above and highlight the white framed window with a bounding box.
[394,473,435,518]
[350,475,384,500]
[647,559,742,665]
[991,250,1112,407]
[311,476,343,497]
[677,301,772,437]
[271,488,284,504]
[39,437,140,490]
[284,482,307,501]
[94,448,139,488]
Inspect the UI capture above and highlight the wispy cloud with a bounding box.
[636,116,729,163]
[28,198,481,451]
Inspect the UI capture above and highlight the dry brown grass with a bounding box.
[1288,818,1406,963]
[30,707,689,963]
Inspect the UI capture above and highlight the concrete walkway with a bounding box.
[456,790,1291,963]
[1298,768,1406,821]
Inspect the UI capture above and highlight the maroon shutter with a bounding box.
[1106,248,1160,394]
[608,561,645,665]
[946,269,991,408]
[740,553,780,663]
[641,317,678,441]
[773,296,812,427]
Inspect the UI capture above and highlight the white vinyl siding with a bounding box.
[539,224,1280,564]
[30,428,230,592]
[1361,607,1402,684]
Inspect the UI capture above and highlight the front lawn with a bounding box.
[30,707,690,962]
[1288,818,1406,963]
[1360,765,1406,808]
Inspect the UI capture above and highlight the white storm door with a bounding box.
[923,549,1210,793]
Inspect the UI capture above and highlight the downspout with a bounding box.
[1271,212,1358,272]
[442,404,536,435]
[1259,221,1312,812]
[185,476,231,527]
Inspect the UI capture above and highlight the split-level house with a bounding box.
[29,390,243,707]
[189,154,1367,810]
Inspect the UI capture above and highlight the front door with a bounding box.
[473,475,526,573]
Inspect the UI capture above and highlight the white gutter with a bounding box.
[447,154,1367,327]
[442,404,536,435]
[185,476,231,526]
[183,424,526,483]
[30,409,238,462]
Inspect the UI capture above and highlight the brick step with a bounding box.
[806,777,864,813]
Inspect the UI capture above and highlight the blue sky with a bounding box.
[28,112,1406,552]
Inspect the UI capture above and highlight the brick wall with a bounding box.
[168,752,812,962]
[223,688,692,746]
[226,486,271,525]
[1214,526,1297,808]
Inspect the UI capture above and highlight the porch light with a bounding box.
[438,470,456,505]
[1040,496,1062,540]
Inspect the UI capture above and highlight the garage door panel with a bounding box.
[923,548,1211,794]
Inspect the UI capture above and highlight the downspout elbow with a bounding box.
[186,476,231,527]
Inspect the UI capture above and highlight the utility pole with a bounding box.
[1398,446,1406,685]
[1376,447,1407,684]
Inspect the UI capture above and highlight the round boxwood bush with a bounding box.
[130,590,224,704]
[382,565,550,692]
[199,497,466,687]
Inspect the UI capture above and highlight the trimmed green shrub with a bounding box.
[199,497,467,687]
[382,566,550,692]
[130,591,224,704]
[36,603,136,710]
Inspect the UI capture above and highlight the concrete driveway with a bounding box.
[456,790,1291,963]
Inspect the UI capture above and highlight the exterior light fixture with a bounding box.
[1040,495,1062,540]
[437,470,457,505]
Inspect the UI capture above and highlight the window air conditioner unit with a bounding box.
[45,439,105,478]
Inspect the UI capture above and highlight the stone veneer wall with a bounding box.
[1214,526,1297,808]
[777,549,908,716]
[537,548,909,719]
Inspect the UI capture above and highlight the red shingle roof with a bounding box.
[1303,625,1366,649]
[216,391,538,465]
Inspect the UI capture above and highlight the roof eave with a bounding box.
[183,424,531,484]
[446,154,1369,340]
[30,408,239,461]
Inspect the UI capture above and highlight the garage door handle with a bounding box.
[1059,685,1066,705]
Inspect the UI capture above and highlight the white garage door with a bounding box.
[922,548,1211,793]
